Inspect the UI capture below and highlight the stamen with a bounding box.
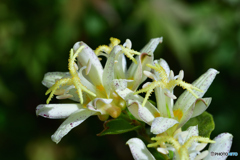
[135,81,160,107]
[123,39,132,49]
[95,45,111,55]
[178,70,184,80]
[56,94,73,99]
[149,136,181,151]
[135,63,203,106]
[164,92,177,99]
[143,70,156,80]
[45,78,72,104]
[157,147,169,154]
[142,82,152,89]
[169,70,174,80]
[109,37,121,47]
[183,136,215,149]
[146,63,168,83]
[54,89,66,95]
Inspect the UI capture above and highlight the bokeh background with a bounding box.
[0,0,239,159]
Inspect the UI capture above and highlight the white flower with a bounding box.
[117,59,219,133]
[36,37,162,143]
[127,126,233,160]
[118,58,228,159]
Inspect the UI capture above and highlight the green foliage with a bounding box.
[97,114,141,136]
[182,111,215,138]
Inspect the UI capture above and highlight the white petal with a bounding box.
[155,86,171,118]
[126,138,156,160]
[174,68,219,112]
[127,53,153,91]
[51,108,96,144]
[74,42,103,86]
[42,72,69,88]
[78,66,96,93]
[115,88,160,125]
[103,45,121,96]
[204,133,233,160]
[151,117,179,134]
[128,100,159,125]
[196,143,208,152]
[140,37,163,54]
[176,103,195,128]
[36,103,81,119]
[191,98,212,118]
[112,79,132,91]
[127,37,162,89]
[114,53,127,79]
[195,150,209,160]
[183,125,199,143]
[87,98,113,115]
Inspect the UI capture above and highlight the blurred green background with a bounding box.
[0,0,239,159]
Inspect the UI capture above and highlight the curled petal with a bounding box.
[151,117,179,134]
[87,98,113,115]
[51,108,96,143]
[204,133,233,160]
[116,88,160,125]
[191,98,212,118]
[74,42,103,86]
[128,100,159,125]
[36,103,81,119]
[126,138,156,160]
[174,68,219,112]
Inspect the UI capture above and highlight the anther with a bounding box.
[143,70,156,80]
[178,70,184,80]
[169,70,174,80]
[164,91,177,99]
[123,39,132,49]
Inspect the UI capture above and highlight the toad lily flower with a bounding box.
[36,37,162,143]
[127,126,233,160]
[116,58,219,133]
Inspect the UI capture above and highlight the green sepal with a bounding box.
[97,114,141,136]
[182,111,215,138]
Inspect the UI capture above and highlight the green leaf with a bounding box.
[97,115,141,136]
[182,111,215,138]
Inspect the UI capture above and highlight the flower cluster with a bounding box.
[36,37,233,159]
